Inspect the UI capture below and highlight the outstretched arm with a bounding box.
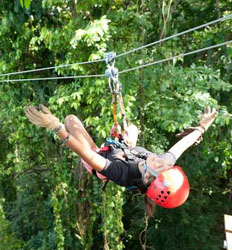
[168,129,203,160]
[168,107,218,161]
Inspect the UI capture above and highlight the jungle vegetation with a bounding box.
[0,0,231,249]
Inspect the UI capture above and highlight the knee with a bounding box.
[64,115,82,130]
[65,114,77,126]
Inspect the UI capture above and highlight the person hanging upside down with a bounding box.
[24,105,217,215]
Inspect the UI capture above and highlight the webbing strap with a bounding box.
[141,163,159,183]
[112,95,117,126]
[103,179,110,191]
[99,146,110,152]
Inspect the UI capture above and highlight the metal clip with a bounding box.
[104,51,116,65]
[105,66,118,79]
[106,138,124,148]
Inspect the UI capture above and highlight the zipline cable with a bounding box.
[119,40,232,74]
[0,14,231,78]
[116,14,232,58]
[0,40,231,83]
[0,74,105,83]
[0,58,105,78]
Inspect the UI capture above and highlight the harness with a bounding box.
[97,138,150,193]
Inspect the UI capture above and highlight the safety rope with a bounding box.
[104,52,128,139]
[0,14,231,79]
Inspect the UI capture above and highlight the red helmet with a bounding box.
[146,166,190,208]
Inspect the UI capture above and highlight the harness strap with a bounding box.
[103,179,110,191]
[123,148,135,161]
[99,146,110,152]
[106,138,126,148]
[130,149,149,160]
[98,139,153,192]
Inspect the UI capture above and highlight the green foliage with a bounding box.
[0,198,24,249]
[101,183,125,250]
[0,0,231,249]
[20,0,32,9]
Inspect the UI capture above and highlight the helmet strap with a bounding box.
[141,162,159,184]
[141,162,147,183]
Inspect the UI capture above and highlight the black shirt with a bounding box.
[99,146,176,188]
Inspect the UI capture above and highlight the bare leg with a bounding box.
[56,115,106,172]
[64,115,98,150]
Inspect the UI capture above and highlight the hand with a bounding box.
[175,106,217,144]
[122,122,140,147]
[199,106,218,131]
[25,104,60,131]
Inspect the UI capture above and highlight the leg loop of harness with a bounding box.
[102,179,110,191]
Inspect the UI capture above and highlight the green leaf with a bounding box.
[24,0,31,9]
[20,0,31,9]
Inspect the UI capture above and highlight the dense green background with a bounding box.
[0,0,231,249]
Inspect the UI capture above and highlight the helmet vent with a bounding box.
[155,190,172,204]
